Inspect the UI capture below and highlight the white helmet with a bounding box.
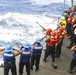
[61,16,65,20]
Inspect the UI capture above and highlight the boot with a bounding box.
[30,66,33,70]
[35,67,39,71]
[52,62,57,69]
[66,46,71,49]
[67,69,73,73]
[43,59,46,62]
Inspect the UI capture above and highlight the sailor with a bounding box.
[30,37,43,71]
[43,31,58,69]
[19,42,31,75]
[55,27,66,57]
[0,44,22,75]
[67,45,76,73]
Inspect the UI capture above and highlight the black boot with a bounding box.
[30,66,33,70]
[66,46,71,49]
[43,59,46,62]
[36,67,39,71]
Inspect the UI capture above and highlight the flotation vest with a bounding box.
[57,31,66,39]
[71,17,76,25]
[67,16,73,24]
[46,35,58,46]
[62,31,66,37]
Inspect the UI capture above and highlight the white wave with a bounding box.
[29,0,71,5]
[0,12,59,45]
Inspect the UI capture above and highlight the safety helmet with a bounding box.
[61,20,67,25]
[36,38,41,43]
[46,28,52,33]
[61,25,66,30]
[61,16,65,20]
[59,27,64,32]
[5,44,12,52]
[23,42,30,48]
[51,31,56,36]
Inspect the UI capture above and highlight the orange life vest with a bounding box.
[67,16,73,24]
[71,17,76,25]
[46,35,58,46]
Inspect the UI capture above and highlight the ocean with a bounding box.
[0,0,70,64]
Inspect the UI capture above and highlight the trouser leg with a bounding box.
[30,56,35,69]
[35,55,41,71]
[69,35,76,47]
[4,63,10,75]
[70,59,76,70]
[11,63,17,75]
[50,46,55,62]
[56,42,62,56]
[19,62,24,75]
[26,61,30,75]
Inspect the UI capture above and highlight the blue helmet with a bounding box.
[36,38,41,43]
[23,42,30,48]
[5,44,12,52]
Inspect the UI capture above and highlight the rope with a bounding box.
[12,16,61,47]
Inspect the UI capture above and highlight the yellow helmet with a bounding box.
[61,25,66,30]
[61,20,67,25]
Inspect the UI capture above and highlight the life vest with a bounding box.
[32,44,43,56]
[67,16,73,24]
[3,51,15,62]
[20,48,31,63]
[57,31,66,39]
[46,35,58,46]
[71,17,76,25]
[62,31,66,37]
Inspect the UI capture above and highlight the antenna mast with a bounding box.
[71,0,73,8]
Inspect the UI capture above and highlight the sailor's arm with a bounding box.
[71,45,76,51]
[13,48,22,56]
[0,48,5,55]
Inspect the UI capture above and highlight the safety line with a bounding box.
[12,16,61,47]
